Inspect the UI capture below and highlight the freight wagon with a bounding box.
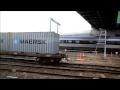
[0,32,65,64]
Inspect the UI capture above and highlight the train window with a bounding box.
[72,40,74,43]
[114,41,120,45]
[117,41,120,45]
[68,40,72,43]
[106,41,110,44]
[60,40,62,43]
[89,41,94,44]
[64,40,66,43]
[106,41,115,45]
[94,41,98,44]
[60,40,66,43]
[75,40,80,44]
[80,41,90,44]
[112,41,115,45]
[67,40,69,43]
[89,41,97,44]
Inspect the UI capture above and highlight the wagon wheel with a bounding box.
[50,59,55,64]
[36,57,39,62]
[40,58,49,64]
[36,58,42,64]
[53,58,60,64]
[45,58,51,64]
[50,59,54,63]
[42,58,45,63]
[56,58,61,64]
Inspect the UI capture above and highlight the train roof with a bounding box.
[59,35,120,40]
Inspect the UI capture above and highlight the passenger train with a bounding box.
[59,35,120,53]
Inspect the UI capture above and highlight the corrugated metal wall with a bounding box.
[0,33,10,51]
[0,32,59,54]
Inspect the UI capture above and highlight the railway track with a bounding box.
[0,63,94,79]
[0,61,120,74]
[1,57,120,73]
[0,59,120,79]
[59,63,120,72]
[1,56,120,66]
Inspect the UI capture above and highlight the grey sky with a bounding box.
[0,11,91,34]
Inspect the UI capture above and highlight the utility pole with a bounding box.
[49,17,61,33]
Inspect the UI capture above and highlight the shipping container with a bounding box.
[0,32,59,54]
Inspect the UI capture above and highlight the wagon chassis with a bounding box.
[0,51,65,64]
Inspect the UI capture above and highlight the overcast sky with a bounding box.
[0,11,91,34]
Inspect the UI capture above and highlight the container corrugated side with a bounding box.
[0,33,10,51]
[9,32,59,54]
[53,32,59,54]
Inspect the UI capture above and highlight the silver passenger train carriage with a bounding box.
[59,34,120,53]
